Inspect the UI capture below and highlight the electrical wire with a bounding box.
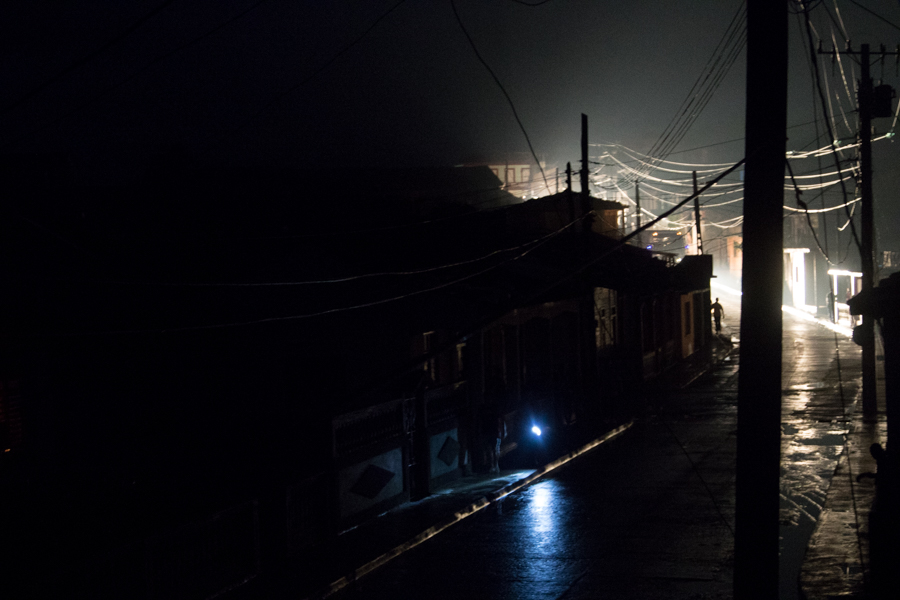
[198,0,408,152]
[626,0,747,184]
[50,157,751,338]
[1,0,180,116]
[40,211,593,335]
[786,156,837,266]
[802,7,863,254]
[3,0,271,151]
[73,223,575,288]
[450,0,550,195]
[848,0,900,32]
[782,198,860,213]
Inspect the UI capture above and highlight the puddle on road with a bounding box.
[779,415,851,600]
[787,382,827,391]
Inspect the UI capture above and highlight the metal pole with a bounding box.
[860,44,877,416]
[734,1,787,598]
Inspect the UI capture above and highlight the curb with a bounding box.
[304,420,634,600]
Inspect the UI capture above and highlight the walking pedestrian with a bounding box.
[711,297,725,334]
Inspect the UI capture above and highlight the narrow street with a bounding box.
[326,300,862,600]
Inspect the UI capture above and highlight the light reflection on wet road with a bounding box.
[778,318,860,600]
[336,308,860,600]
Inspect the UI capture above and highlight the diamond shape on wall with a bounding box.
[350,464,395,500]
[437,436,460,467]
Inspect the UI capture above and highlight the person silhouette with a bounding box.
[711,298,725,334]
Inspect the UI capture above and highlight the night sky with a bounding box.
[2,1,899,252]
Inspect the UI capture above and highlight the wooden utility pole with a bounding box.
[818,42,898,416]
[734,2,788,598]
[859,44,878,416]
[580,114,593,234]
[692,171,703,254]
[635,183,643,247]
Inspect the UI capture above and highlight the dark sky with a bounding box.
[2,0,747,175]
[2,0,899,250]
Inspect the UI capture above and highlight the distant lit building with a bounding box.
[461,152,551,199]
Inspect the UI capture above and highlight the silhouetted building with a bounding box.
[1,159,714,598]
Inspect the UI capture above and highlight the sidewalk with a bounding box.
[230,336,734,600]
[800,337,891,599]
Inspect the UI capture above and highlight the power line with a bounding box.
[627,0,747,184]
[38,155,749,337]
[64,224,571,288]
[2,0,180,116]
[3,0,271,151]
[450,0,550,195]
[41,211,593,336]
[198,0,408,151]
[802,6,863,254]
[847,0,900,32]
[589,115,866,160]
[506,0,554,6]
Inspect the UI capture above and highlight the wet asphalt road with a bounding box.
[333,308,861,600]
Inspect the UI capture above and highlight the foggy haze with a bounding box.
[2,0,899,252]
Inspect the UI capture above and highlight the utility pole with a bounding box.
[580,114,591,212]
[819,42,898,417]
[734,2,788,598]
[635,183,642,247]
[860,44,878,417]
[692,171,703,254]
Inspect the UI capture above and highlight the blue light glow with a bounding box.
[531,425,542,436]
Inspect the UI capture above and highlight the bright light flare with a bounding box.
[711,280,743,297]
[531,425,542,437]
